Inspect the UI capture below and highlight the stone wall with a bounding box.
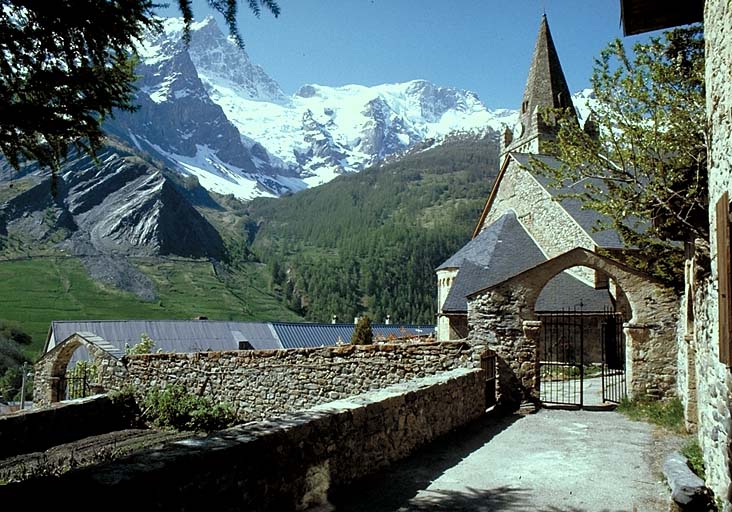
[0,395,134,459]
[683,1,732,506]
[2,368,487,511]
[479,158,597,285]
[33,332,126,407]
[104,341,476,422]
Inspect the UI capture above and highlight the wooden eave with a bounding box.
[620,0,703,36]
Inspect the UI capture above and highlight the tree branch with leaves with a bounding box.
[540,25,707,287]
[0,0,279,175]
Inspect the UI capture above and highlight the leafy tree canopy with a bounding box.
[541,25,706,287]
[0,0,279,173]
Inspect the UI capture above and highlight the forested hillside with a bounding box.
[244,131,501,324]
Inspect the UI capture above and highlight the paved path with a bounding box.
[330,409,681,512]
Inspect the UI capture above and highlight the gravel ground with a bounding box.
[330,408,685,512]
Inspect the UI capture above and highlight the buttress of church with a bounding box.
[436,15,622,342]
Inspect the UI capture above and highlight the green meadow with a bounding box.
[0,257,301,358]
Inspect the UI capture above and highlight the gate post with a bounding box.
[521,320,542,402]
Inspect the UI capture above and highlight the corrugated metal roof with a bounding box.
[272,322,435,349]
[50,320,437,358]
[50,320,283,354]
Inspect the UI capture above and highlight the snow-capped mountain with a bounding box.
[106,17,596,201]
[104,17,518,199]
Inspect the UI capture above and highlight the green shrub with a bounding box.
[681,438,706,480]
[125,333,156,355]
[616,397,685,433]
[141,384,236,432]
[351,315,373,345]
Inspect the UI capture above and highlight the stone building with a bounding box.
[436,16,622,343]
[621,0,732,506]
[437,14,681,412]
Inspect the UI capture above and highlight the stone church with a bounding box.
[436,15,622,342]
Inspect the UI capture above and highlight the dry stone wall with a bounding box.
[3,368,487,512]
[480,159,597,284]
[104,342,476,421]
[0,395,134,459]
[467,248,679,408]
[685,2,732,505]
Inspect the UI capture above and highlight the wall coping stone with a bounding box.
[309,367,480,414]
[663,452,713,507]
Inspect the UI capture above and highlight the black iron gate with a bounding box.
[539,307,626,407]
[55,373,90,401]
[601,312,626,403]
[539,307,585,406]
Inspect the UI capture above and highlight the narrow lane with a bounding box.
[331,408,681,512]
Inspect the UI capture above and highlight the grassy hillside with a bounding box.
[244,131,500,324]
[0,257,301,357]
[0,131,499,353]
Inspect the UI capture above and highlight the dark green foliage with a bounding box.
[351,315,373,345]
[681,438,705,480]
[0,320,32,402]
[542,25,706,288]
[142,385,236,433]
[0,0,159,172]
[246,131,500,324]
[0,0,279,173]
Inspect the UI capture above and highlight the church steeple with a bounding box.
[502,14,577,156]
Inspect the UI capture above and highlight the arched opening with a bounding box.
[47,335,103,403]
[534,266,629,408]
[468,247,678,410]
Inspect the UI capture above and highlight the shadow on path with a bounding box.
[329,411,525,511]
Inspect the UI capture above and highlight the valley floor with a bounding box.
[331,408,683,512]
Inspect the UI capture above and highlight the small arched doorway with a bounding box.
[535,266,629,408]
[34,333,121,406]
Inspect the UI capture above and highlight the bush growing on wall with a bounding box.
[125,333,156,355]
[141,385,236,433]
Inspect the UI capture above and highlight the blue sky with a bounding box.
[164,1,658,109]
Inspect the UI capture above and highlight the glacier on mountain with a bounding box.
[114,17,590,200]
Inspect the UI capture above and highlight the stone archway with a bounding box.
[33,332,126,406]
[466,248,679,409]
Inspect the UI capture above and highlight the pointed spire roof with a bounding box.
[503,14,576,155]
[521,14,574,116]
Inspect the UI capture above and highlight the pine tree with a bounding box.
[351,316,373,345]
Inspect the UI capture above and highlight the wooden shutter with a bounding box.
[717,192,732,365]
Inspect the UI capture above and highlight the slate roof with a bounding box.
[520,14,575,127]
[440,211,547,312]
[439,210,613,314]
[510,153,625,249]
[535,272,614,312]
[438,211,544,271]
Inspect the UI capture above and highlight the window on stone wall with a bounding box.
[717,192,732,365]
